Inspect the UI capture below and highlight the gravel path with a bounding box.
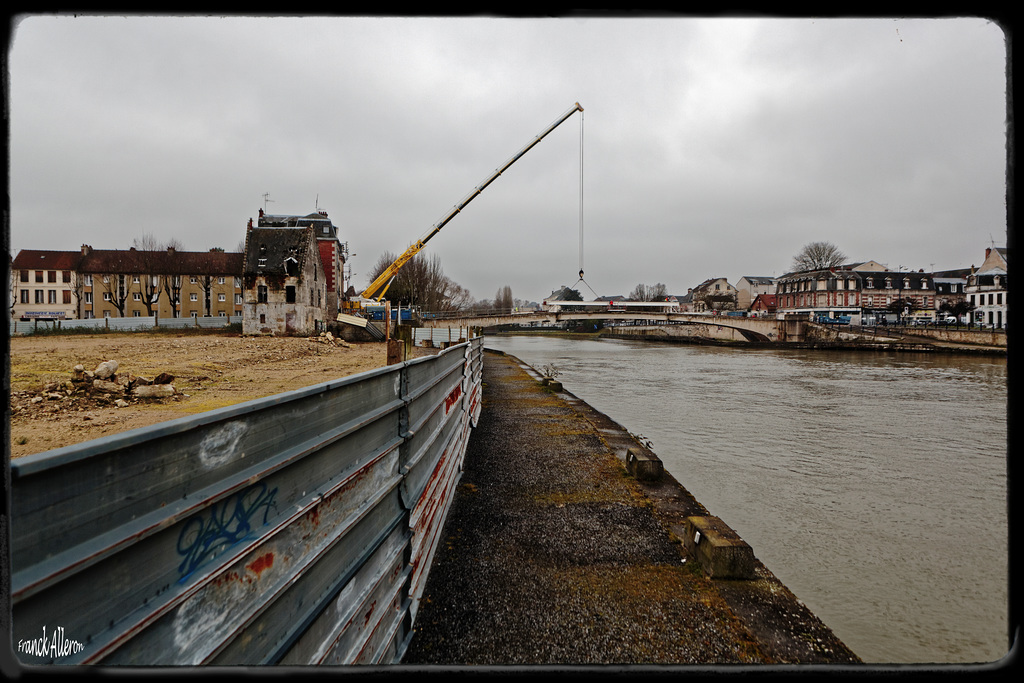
[402,350,861,667]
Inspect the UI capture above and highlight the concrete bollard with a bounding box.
[626,448,663,481]
[682,516,755,580]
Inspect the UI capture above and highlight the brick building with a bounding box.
[10,246,243,320]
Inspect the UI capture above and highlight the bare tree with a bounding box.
[365,251,471,312]
[162,274,183,317]
[791,241,847,272]
[132,234,165,316]
[161,238,185,317]
[629,282,668,301]
[99,273,132,317]
[494,285,514,313]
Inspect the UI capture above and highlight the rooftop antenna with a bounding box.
[315,194,319,212]
[262,193,275,212]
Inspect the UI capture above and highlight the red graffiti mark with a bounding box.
[444,384,462,414]
[247,552,274,577]
[363,600,377,627]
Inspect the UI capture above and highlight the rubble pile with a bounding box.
[308,331,351,348]
[21,359,180,410]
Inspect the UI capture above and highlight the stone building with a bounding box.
[966,246,1008,328]
[242,225,327,336]
[254,208,348,319]
[735,276,777,311]
[689,277,738,313]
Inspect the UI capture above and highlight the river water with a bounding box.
[482,334,1009,665]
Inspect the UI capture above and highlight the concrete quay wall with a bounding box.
[402,349,861,667]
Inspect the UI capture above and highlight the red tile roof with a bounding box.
[12,250,84,271]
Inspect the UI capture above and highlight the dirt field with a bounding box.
[7,330,408,459]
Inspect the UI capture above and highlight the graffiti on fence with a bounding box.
[176,482,279,581]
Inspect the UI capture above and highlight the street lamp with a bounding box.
[896,265,905,325]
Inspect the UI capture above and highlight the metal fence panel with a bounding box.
[10,337,484,666]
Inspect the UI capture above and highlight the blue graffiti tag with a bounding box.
[176,482,278,581]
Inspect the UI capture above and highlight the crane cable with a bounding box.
[573,109,598,299]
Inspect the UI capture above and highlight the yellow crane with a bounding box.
[358,102,584,303]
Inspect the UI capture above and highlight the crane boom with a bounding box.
[360,102,584,301]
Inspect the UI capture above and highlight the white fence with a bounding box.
[411,327,470,346]
[9,316,243,335]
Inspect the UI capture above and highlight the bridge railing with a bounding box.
[9,337,483,666]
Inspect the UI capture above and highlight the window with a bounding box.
[260,314,266,324]
[235,294,242,304]
[103,292,111,301]
[218,277,226,285]
[85,292,93,304]
[103,310,111,318]
[63,291,72,304]
[35,271,43,283]
[866,278,874,289]
[133,276,140,284]
[997,293,1003,305]
[190,276,198,284]
[218,293,226,302]
[48,290,57,304]
[133,310,141,317]
[219,311,227,317]
[85,275,93,286]
[102,275,109,283]
[63,271,71,283]
[21,290,29,303]
[286,286,297,303]
[133,293,142,301]
[235,277,241,289]
[190,293,198,302]
[20,271,28,283]
[258,258,267,268]
[257,285,268,303]
[35,290,44,304]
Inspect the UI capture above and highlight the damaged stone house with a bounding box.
[242,225,327,336]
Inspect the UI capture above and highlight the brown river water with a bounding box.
[483,334,1009,665]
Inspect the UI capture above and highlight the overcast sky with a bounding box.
[7,14,1009,303]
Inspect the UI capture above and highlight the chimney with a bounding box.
[985,247,991,259]
[81,244,92,256]
[167,246,176,255]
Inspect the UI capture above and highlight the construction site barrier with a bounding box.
[9,337,484,666]
[9,316,244,335]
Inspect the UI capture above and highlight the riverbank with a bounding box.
[402,348,861,666]
[488,327,1007,355]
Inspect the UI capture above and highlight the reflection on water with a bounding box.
[484,335,1008,664]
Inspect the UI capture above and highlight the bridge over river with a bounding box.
[416,309,1006,349]
[420,310,800,343]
